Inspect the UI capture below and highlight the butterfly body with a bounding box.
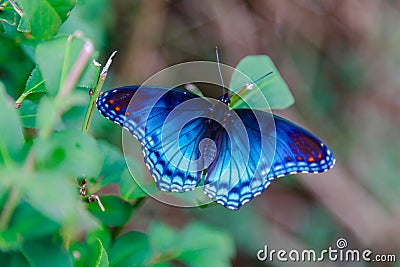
[97,85,335,209]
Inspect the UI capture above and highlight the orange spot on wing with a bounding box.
[108,99,114,104]
[114,106,121,112]
[308,156,315,162]
[134,117,140,122]
[125,111,131,116]
[317,153,323,160]
[296,156,303,161]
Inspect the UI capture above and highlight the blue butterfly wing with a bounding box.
[98,86,335,209]
[203,108,275,209]
[266,113,335,178]
[96,86,210,192]
[204,108,335,210]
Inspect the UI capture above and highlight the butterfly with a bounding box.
[96,85,335,210]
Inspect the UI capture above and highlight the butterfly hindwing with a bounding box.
[267,114,335,178]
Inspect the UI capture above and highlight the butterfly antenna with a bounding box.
[232,71,275,100]
[249,71,274,88]
[215,46,227,95]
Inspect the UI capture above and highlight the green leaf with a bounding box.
[35,35,98,96]
[0,5,17,26]
[69,241,87,267]
[229,55,294,110]
[36,95,61,137]
[34,129,102,178]
[85,227,111,267]
[15,0,76,39]
[20,170,98,235]
[0,201,60,251]
[21,66,47,99]
[0,36,34,99]
[18,99,39,129]
[2,201,59,247]
[47,0,77,22]
[21,237,72,267]
[0,227,23,251]
[58,0,112,49]
[150,264,174,267]
[0,83,24,165]
[22,172,77,224]
[78,59,100,89]
[177,223,235,267]
[97,141,127,186]
[119,170,151,201]
[35,90,87,135]
[88,195,132,227]
[94,239,109,267]
[118,155,158,200]
[17,0,62,40]
[108,232,152,267]
[148,222,179,259]
[0,251,30,267]
[17,13,30,33]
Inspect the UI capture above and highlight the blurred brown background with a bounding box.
[103,1,400,266]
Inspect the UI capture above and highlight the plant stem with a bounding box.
[0,104,35,231]
[7,0,22,17]
[56,40,94,102]
[39,38,94,140]
[0,186,21,230]
[82,51,117,133]
[15,80,45,106]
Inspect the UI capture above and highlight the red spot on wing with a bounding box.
[296,156,303,161]
[108,99,114,104]
[285,156,291,161]
[317,153,323,160]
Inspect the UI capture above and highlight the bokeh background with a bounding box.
[97,1,400,266]
[4,0,399,266]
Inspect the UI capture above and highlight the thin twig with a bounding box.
[8,0,22,17]
[88,195,105,212]
[56,41,94,102]
[81,51,117,133]
[0,187,21,230]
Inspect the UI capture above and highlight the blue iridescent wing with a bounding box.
[204,108,335,210]
[97,86,335,209]
[96,86,210,192]
[266,113,335,178]
[203,108,275,209]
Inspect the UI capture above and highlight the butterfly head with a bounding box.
[218,93,230,105]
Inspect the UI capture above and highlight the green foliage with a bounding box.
[0,1,242,266]
[35,35,99,95]
[229,55,294,110]
[0,83,24,164]
[106,222,234,267]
